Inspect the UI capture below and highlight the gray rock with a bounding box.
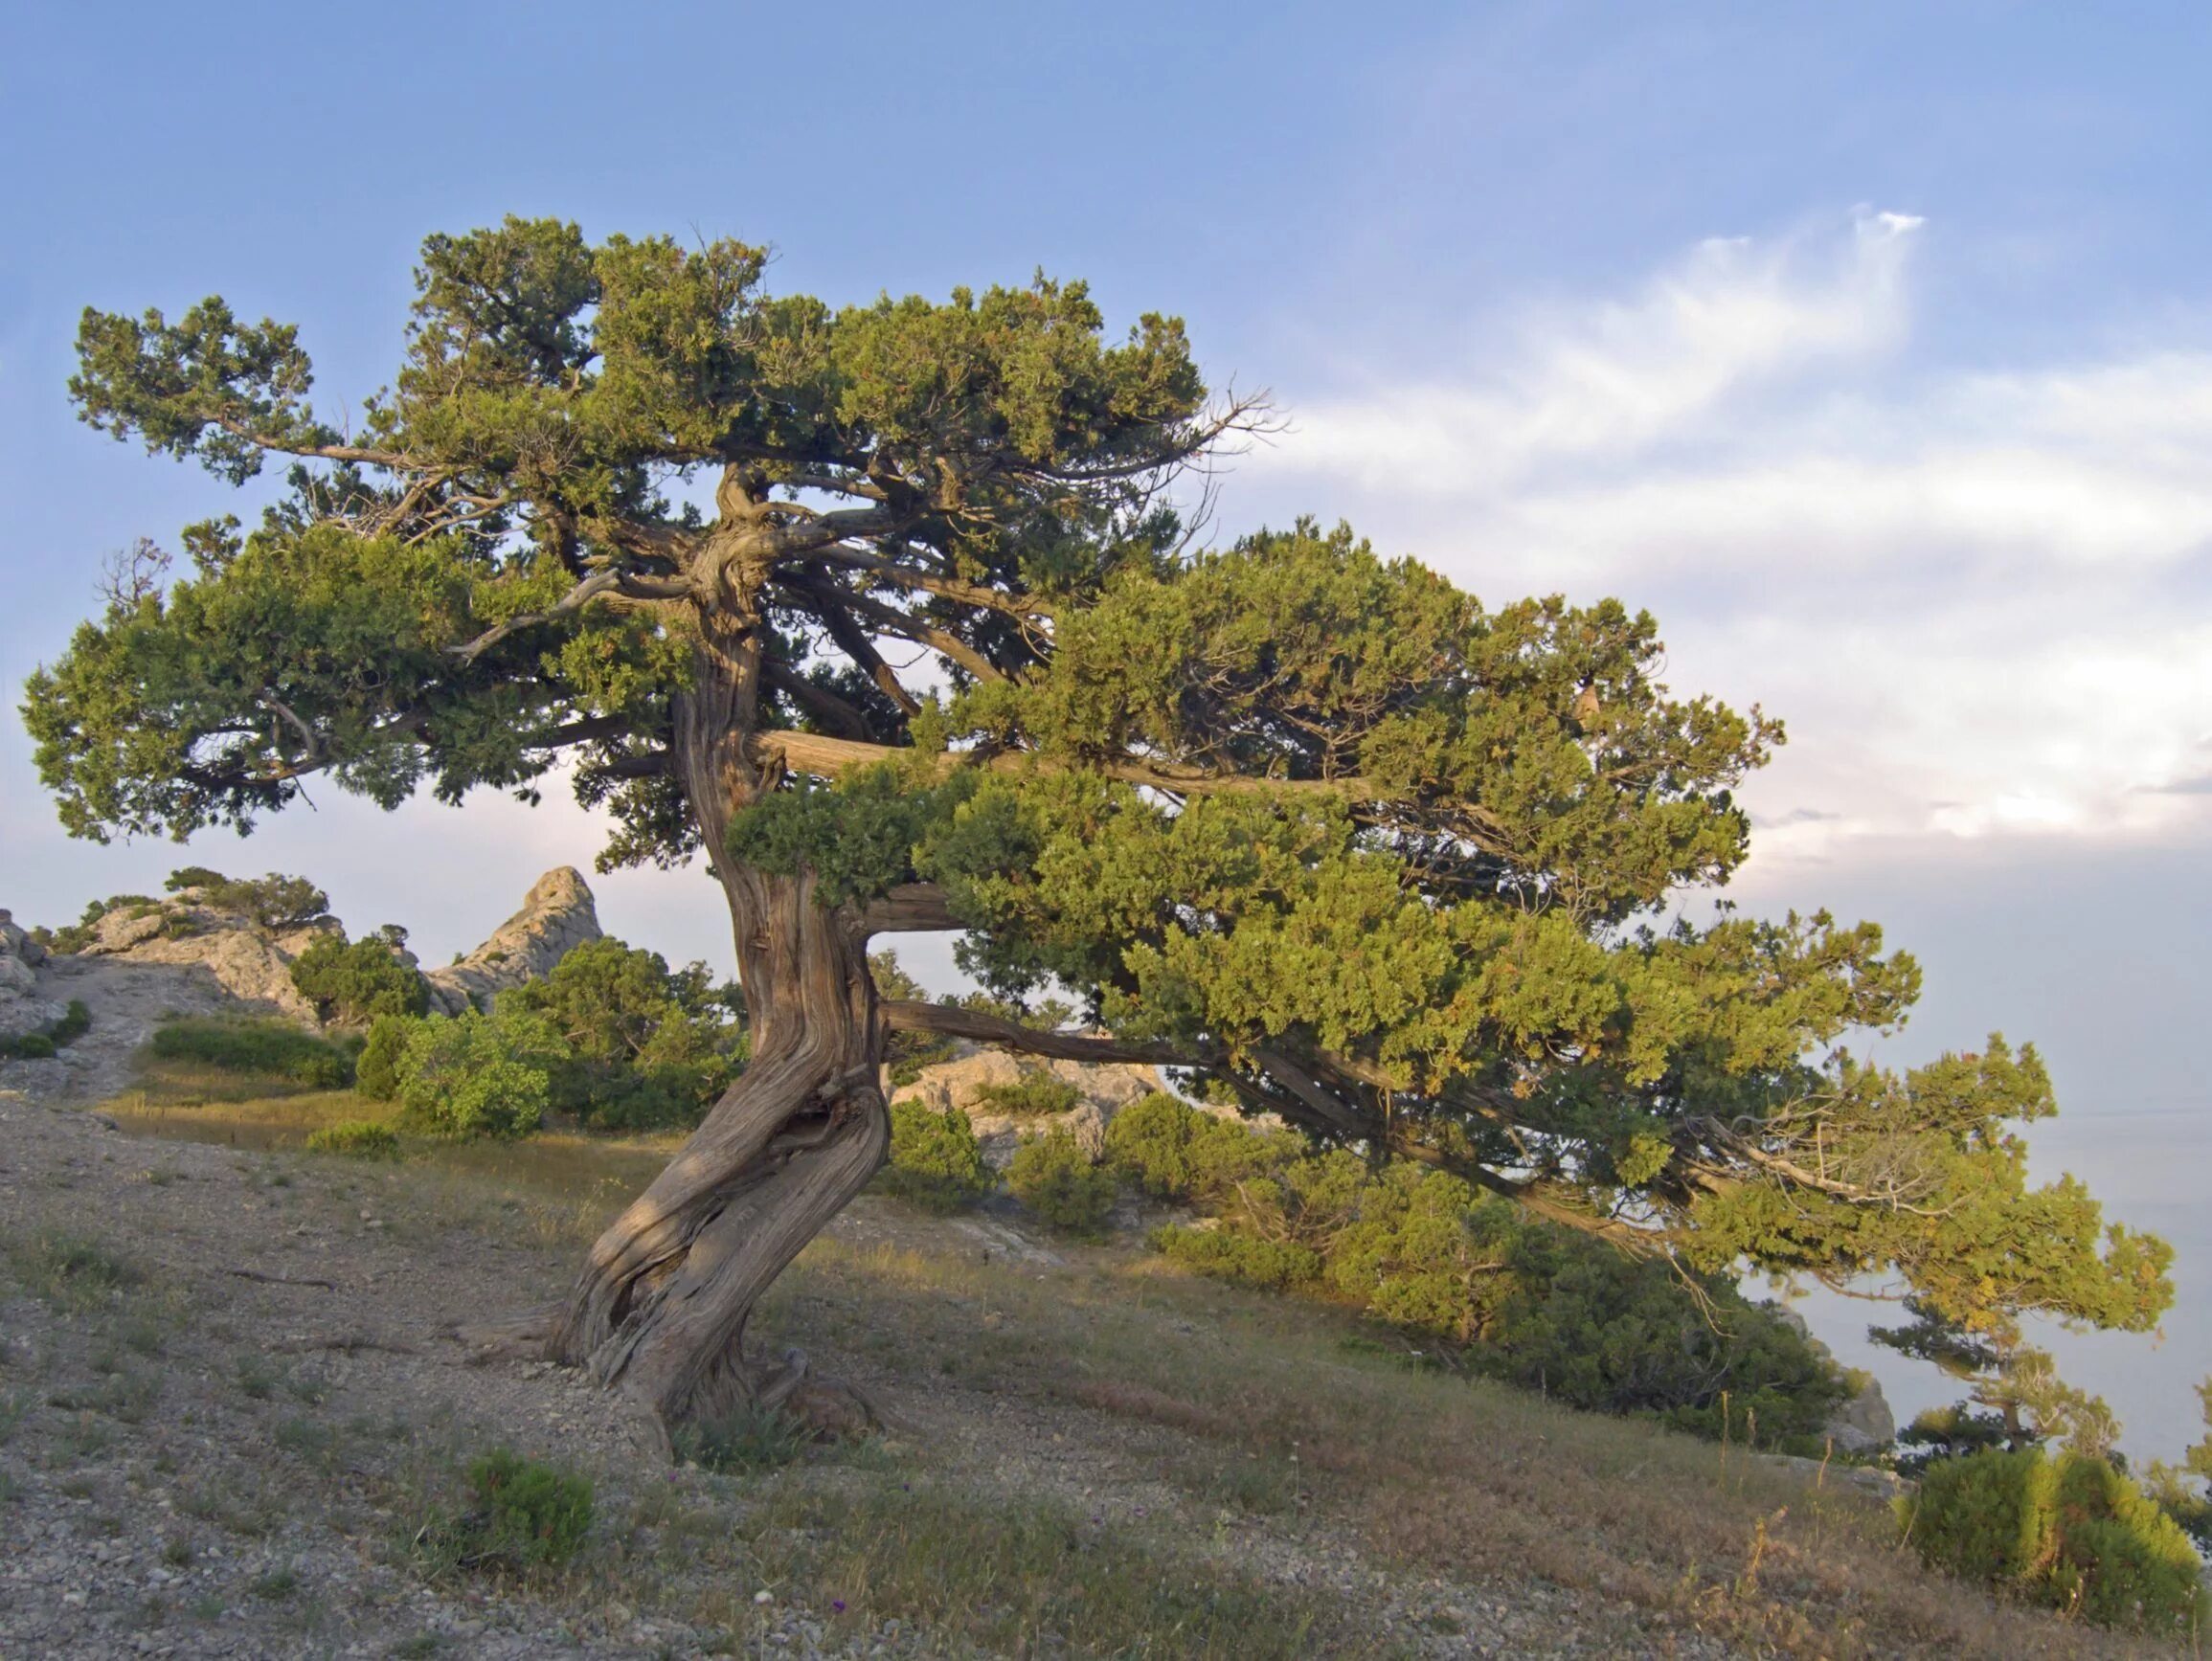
[0,910,67,1041]
[422,866,602,1016]
[1765,1301,1897,1453]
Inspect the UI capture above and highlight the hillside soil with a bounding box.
[0,961,2166,1659]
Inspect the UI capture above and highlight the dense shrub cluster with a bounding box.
[392,1009,566,1139]
[352,937,743,1134]
[878,1098,995,1211]
[1907,1448,2202,1633]
[1116,1094,1847,1444]
[502,937,742,1130]
[149,1017,353,1088]
[1008,1128,1117,1234]
[289,932,431,1027]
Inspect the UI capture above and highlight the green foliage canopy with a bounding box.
[26,217,2172,1366]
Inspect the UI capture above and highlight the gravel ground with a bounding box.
[0,955,1741,1658]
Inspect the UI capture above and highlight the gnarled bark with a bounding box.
[545,601,894,1433]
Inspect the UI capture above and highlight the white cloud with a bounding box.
[1229,213,2212,861]
[1277,210,1918,495]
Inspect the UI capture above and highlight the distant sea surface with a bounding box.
[1789,1104,2212,1463]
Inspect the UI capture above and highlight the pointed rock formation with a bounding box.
[0,911,67,1042]
[423,866,602,1016]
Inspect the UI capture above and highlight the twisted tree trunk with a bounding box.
[548,864,888,1430]
[545,596,892,1433]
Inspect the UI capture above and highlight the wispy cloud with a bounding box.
[1231,213,2212,865]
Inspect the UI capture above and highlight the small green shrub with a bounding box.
[972,1071,1083,1119]
[672,1402,812,1472]
[164,867,329,931]
[395,1010,566,1139]
[1906,1448,2201,1633]
[1007,1129,1116,1233]
[1154,1224,1321,1289]
[148,1018,353,1087]
[305,1120,400,1158]
[878,1099,994,1211]
[0,999,90,1062]
[289,934,430,1026]
[1106,1091,1300,1200]
[440,1449,593,1570]
[353,1013,418,1101]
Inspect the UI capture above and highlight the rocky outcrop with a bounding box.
[0,911,66,1042]
[72,895,338,1023]
[1767,1303,1897,1455]
[422,866,601,1017]
[38,867,603,1027]
[891,1042,1168,1166]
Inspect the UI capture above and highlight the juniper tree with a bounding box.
[29,217,2172,1435]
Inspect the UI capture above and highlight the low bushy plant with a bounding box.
[353,1013,416,1101]
[1007,1128,1116,1233]
[973,1070,1083,1119]
[0,999,93,1061]
[878,1099,994,1212]
[395,1009,566,1138]
[149,1018,353,1087]
[305,1120,400,1158]
[289,933,430,1026]
[437,1448,592,1570]
[1907,1447,2201,1633]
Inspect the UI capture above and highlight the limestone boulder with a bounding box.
[1766,1302,1897,1454]
[422,866,602,1016]
[0,911,66,1042]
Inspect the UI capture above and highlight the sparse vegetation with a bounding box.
[164,867,330,931]
[671,1402,813,1473]
[0,998,91,1060]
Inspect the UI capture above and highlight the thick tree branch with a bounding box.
[858,884,967,934]
[761,660,878,742]
[782,590,922,716]
[755,729,1398,803]
[883,999,1214,1068]
[810,547,1057,620]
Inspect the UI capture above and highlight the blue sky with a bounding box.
[5,2,2210,1451]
